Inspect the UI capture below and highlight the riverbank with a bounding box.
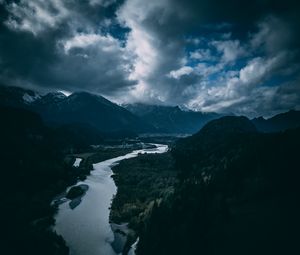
[52,146,138,210]
[54,144,169,255]
[110,151,177,254]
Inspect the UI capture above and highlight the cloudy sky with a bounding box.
[0,0,300,117]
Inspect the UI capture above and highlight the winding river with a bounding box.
[54,144,168,255]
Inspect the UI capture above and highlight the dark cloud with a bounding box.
[0,0,300,116]
[0,0,134,95]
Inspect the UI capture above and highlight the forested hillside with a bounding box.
[0,105,89,255]
[136,117,300,255]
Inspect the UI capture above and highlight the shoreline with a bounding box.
[109,144,173,254]
[53,143,168,255]
[51,145,141,255]
[110,223,136,254]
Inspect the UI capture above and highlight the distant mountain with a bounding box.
[33,92,154,134]
[252,110,300,132]
[124,103,221,134]
[0,86,154,136]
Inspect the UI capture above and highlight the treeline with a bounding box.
[110,152,177,253]
[137,117,300,255]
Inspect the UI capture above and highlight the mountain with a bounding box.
[124,103,221,134]
[173,116,258,176]
[33,92,153,134]
[252,110,300,132]
[0,86,154,136]
[1,85,226,136]
[177,116,257,145]
[0,85,40,108]
[137,116,300,255]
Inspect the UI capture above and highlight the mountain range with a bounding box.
[0,86,151,136]
[124,103,222,133]
[1,85,300,137]
[0,85,222,136]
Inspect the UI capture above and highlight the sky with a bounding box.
[0,0,300,117]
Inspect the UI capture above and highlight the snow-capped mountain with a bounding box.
[0,85,154,135]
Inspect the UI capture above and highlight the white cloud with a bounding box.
[239,53,286,86]
[2,0,299,117]
[2,0,138,99]
[62,33,120,53]
[5,0,70,35]
[212,39,247,62]
[169,66,193,79]
[195,63,223,77]
[187,52,290,115]
[117,0,186,102]
[189,49,214,61]
[118,1,155,83]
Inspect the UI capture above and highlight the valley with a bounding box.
[54,144,169,255]
[1,85,300,255]
[1,1,300,254]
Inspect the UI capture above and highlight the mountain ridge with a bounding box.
[1,85,300,136]
[0,86,154,135]
[252,109,300,132]
[124,103,222,134]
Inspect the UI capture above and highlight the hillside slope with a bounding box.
[137,116,300,255]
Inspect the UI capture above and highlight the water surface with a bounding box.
[54,144,168,255]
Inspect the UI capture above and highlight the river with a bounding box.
[54,144,168,255]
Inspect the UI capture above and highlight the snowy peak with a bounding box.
[33,92,67,107]
[22,92,41,104]
[46,92,67,99]
[0,85,39,107]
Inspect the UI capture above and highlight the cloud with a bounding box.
[251,14,300,55]
[52,31,136,94]
[187,51,300,117]
[0,0,136,97]
[89,0,116,7]
[239,56,278,85]
[189,49,215,61]
[62,33,120,53]
[0,0,299,116]
[4,0,70,35]
[169,66,194,79]
[116,0,188,103]
[211,39,247,63]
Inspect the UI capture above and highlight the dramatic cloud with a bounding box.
[211,39,247,63]
[0,0,300,116]
[5,0,70,35]
[0,0,135,95]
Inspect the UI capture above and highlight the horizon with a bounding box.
[0,0,300,117]
[1,83,299,119]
